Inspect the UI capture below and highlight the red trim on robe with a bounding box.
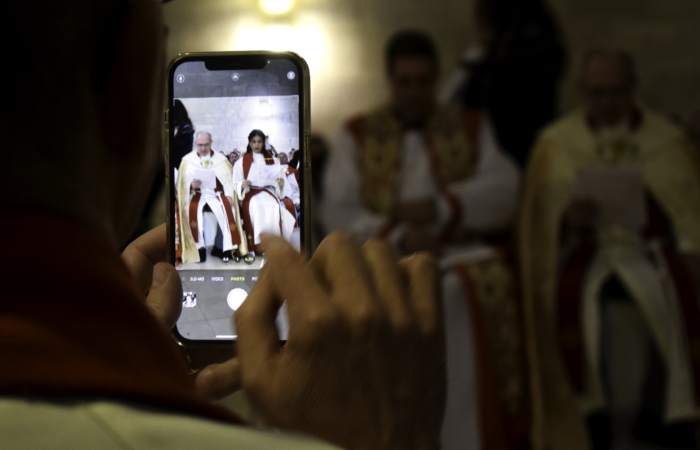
[282,197,297,228]
[556,192,700,399]
[188,192,202,244]
[187,178,240,248]
[423,109,482,246]
[241,188,284,250]
[454,265,511,450]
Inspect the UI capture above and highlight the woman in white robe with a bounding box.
[233,129,296,258]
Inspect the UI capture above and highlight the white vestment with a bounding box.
[321,116,521,251]
[233,152,296,246]
[282,166,301,208]
[179,151,238,254]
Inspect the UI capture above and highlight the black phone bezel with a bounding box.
[166,51,310,349]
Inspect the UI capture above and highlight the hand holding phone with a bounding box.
[167,52,310,349]
[234,233,446,450]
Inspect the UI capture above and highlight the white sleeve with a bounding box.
[232,159,249,200]
[320,127,387,242]
[438,44,486,105]
[287,173,301,206]
[439,117,521,231]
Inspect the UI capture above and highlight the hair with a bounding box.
[581,48,637,84]
[475,0,561,41]
[195,131,213,142]
[385,30,438,74]
[172,100,192,128]
[246,129,267,153]
[475,0,566,65]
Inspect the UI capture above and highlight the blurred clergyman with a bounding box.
[176,131,247,263]
[322,30,528,450]
[521,49,700,450]
[322,30,520,255]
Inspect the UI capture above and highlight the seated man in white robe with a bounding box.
[233,129,296,261]
[176,131,246,264]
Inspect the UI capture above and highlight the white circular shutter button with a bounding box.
[227,288,248,311]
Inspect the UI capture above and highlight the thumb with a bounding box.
[145,262,182,331]
[194,358,242,401]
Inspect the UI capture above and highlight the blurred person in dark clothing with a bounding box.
[288,147,301,170]
[441,0,566,168]
[171,99,195,170]
[521,49,700,450]
[309,135,329,202]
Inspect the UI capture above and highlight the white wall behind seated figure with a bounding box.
[179,96,300,154]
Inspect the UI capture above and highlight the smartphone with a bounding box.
[166,52,310,348]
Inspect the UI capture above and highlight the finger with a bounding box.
[122,224,168,295]
[399,252,443,336]
[146,262,182,330]
[259,233,334,320]
[310,233,378,320]
[194,358,242,401]
[234,262,284,383]
[361,239,413,331]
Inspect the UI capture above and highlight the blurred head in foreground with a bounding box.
[1,1,165,246]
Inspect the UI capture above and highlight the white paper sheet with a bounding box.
[250,160,283,186]
[194,168,217,191]
[573,163,647,228]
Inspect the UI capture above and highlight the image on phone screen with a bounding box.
[169,56,304,343]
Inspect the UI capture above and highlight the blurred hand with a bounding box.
[242,180,252,189]
[400,226,442,257]
[121,224,241,400]
[191,179,202,190]
[235,233,446,450]
[565,198,599,229]
[396,198,438,226]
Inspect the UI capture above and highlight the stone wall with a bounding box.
[163,0,700,143]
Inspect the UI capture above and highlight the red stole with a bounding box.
[453,251,531,450]
[556,193,700,402]
[241,151,282,250]
[285,165,300,184]
[188,177,241,247]
[0,210,245,425]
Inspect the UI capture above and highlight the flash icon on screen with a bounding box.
[287,71,295,80]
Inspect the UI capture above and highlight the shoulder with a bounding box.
[343,105,394,142]
[0,398,339,450]
[181,150,200,166]
[637,106,684,143]
[211,152,229,165]
[538,108,586,142]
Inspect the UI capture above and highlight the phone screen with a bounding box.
[168,55,306,343]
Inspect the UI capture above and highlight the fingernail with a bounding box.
[153,263,170,287]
